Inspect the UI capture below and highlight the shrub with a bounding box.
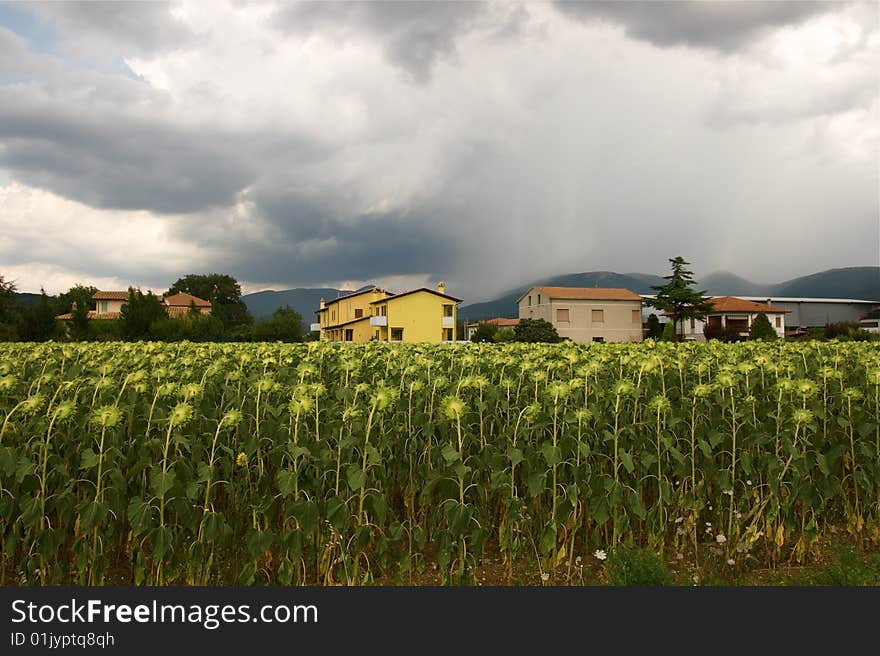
[703,321,724,341]
[749,312,777,341]
[660,322,675,342]
[493,327,515,342]
[606,542,671,586]
[513,318,560,343]
[470,322,498,343]
[87,319,123,341]
[722,324,745,343]
[825,322,873,342]
[151,314,226,342]
[813,546,880,586]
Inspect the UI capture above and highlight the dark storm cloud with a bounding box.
[173,188,461,284]
[0,83,319,214]
[271,0,490,82]
[30,1,194,58]
[0,89,249,212]
[553,1,836,52]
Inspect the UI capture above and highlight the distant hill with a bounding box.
[699,272,772,296]
[242,285,376,328]
[458,266,880,323]
[240,267,880,327]
[458,271,664,322]
[12,292,42,308]
[243,288,342,326]
[772,267,880,300]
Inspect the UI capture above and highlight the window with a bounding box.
[391,328,403,341]
[528,295,532,307]
[690,317,695,329]
[355,309,363,318]
[592,309,604,323]
[374,330,380,340]
[443,304,454,317]
[99,300,108,313]
[593,337,605,343]
[380,305,387,316]
[537,294,541,304]
[556,308,570,322]
[443,328,453,341]
[633,310,642,324]
[344,329,354,342]
[775,316,781,328]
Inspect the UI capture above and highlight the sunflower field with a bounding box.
[1,340,878,585]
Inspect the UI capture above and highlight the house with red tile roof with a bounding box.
[517,286,644,343]
[465,317,520,340]
[675,296,789,341]
[56,290,212,320]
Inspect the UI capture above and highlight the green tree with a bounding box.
[513,318,561,343]
[647,257,714,341]
[660,322,675,342]
[248,306,304,342]
[470,321,498,343]
[166,273,252,328]
[57,285,97,340]
[749,313,777,341]
[493,327,515,342]
[120,288,165,340]
[151,313,226,342]
[17,289,59,341]
[646,313,662,339]
[0,274,15,324]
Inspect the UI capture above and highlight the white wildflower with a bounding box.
[716,534,727,544]
[594,549,607,561]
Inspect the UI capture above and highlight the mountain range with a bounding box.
[11,266,878,328]
[456,266,879,322]
[235,266,878,326]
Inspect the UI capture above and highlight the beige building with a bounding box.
[517,286,643,343]
[465,317,520,340]
[56,290,212,320]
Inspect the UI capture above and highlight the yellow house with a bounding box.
[314,287,392,342]
[314,283,461,343]
[370,283,460,343]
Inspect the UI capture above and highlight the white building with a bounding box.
[668,296,789,341]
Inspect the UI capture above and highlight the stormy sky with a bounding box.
[1,1,877,302]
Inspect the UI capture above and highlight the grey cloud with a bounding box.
[1,1,876,299]
[0,89,250,213]
[0,81,320,214]
[708,75,879,127]
[553,1,837,52]
[171,189,461,285]
[271,0,490,83]
[30,1,195,59]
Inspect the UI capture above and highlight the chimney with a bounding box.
[766,298,771,307]
[319,298,325,309]
[437,281,446,294]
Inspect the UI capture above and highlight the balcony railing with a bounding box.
[370,316,388,326]
[441,316,455,326]
[309,323,321,332]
